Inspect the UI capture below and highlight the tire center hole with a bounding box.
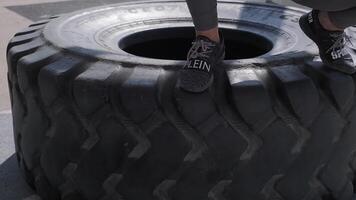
[119,27,273,60]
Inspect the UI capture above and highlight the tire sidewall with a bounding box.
[43,0,317,67]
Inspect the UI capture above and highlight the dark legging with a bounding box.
[185,0,356,31]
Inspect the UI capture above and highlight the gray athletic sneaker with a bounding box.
[299,10,356,74]
[178,31,225,93]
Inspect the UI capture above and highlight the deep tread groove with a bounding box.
[303,62,355,115]
[213,69,263,161]
[110,69,151,160]
[208,180,232,200]
[158,70,208,163]
[7,38,46,82]
[300,62,356,199]
[100,173,123,200]
[261,175,285,200]
[99,66,142,200]
[262,67,315,154]
[222,68,304,200]
[227,68,277,132]
[254,67,337,200]
[7,31,42,53]
[269,65,320,126]
[154,70,211,200]
[7,36,46,188]
[153,180,177,200]
[37,56,90,199]
[29,20,51,27]
[12,41,63,198]
[303,165,329,200]
[101,67,186,200]
[14,24,47,37]
[57,63,121,199]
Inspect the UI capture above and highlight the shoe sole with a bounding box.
[299,14,356,74]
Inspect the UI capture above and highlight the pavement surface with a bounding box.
[0,0,303,199]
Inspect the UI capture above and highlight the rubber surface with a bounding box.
[6,1,356,200]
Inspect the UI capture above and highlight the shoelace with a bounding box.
[187,39,216,60]
[327,32,353,53]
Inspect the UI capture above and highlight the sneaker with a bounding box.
[299,10,356,74]
[178,31,225,93]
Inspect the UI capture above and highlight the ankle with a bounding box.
[318,11,344,31]
[196,27,220,43]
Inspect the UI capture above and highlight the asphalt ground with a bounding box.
[0,0,304,199]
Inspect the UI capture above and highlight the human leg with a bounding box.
[292,0,356,12]
[328,7,356,30]
[292,0,356,29]
[185,0,219,31]
[178,0,225,92]
[185,0,220,42]
[292,0,356,73]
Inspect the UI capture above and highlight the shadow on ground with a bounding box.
[0,155,34,200]
[0,113,34,199]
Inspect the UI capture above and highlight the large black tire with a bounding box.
[6,0,356,200]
